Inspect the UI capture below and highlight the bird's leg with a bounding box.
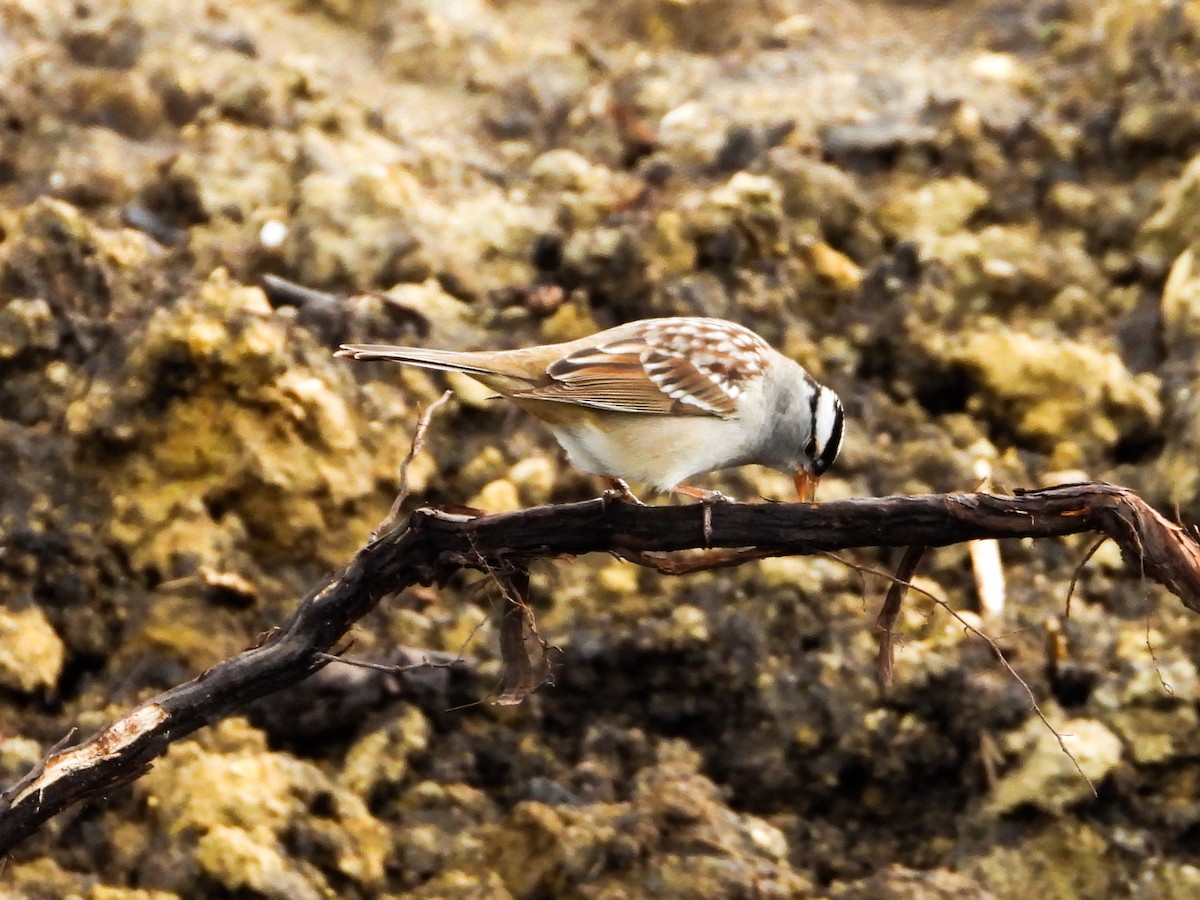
[601,477,646,506]
[674,483,730,546]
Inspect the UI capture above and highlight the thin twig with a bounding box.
[1064,536,1109,619]
[1145,616,1175,696]
[494,566,539,706]
[615,547,774,574]
[372,390,453,541]
[466,534,555,706]
[875,545,927,690]
[314,650,471,674]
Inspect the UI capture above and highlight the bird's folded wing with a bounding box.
[513,340,738,417]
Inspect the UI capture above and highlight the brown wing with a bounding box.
[512,318,769,417]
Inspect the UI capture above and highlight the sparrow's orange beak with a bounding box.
[794,471,819,503]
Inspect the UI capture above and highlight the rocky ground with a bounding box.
[2,0,1200,896]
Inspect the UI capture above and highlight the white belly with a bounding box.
[548,414,755,492]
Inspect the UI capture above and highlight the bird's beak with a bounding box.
[794,471,819,503]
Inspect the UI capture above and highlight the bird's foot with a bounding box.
[600,477,646,506]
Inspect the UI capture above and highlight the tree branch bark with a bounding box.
[1,481,1197,852]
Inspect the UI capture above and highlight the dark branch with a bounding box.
[0,481,1197,852]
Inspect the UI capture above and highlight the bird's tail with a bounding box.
[338,345,544,393]
[336,343,505,376]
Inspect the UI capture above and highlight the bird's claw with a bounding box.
[600,478,645,506]
[602,488,646,507]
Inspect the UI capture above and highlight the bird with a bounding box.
[336,316,844,503]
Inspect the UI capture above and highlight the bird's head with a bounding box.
[793,385,844,502]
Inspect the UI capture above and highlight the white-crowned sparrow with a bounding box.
[337,316,844,502]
